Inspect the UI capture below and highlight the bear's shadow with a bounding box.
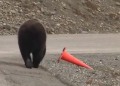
[0,60,25,68]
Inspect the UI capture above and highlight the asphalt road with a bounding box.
[0,34,120,86]
[0,34,120,54]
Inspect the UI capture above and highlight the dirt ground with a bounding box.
[0,53,120,86]
[0,0,120,35]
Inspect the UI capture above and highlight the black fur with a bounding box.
[18,19,46,69]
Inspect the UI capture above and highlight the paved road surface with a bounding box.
[0,34,120,55]
[0,34,120,86]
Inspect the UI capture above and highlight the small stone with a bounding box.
[115,57,118,60]
[118,11,120,15]
[85,1,99,11]
[115,2,120,6]
[50,11,56,15]
[51,32,54,34]
[19,9,23,13]
[3,23,6,25]
[41,7,44,13]
[10,10,16,14]
[62,2,66,7]
[109,13,117,19]
[86,79,93,84]
[56,23,60,26]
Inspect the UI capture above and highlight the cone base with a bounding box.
[58,47,66,63]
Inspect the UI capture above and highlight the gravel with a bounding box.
[41,53,120,86]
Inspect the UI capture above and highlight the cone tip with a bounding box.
[88,67,93,69]
[85,65,93,69]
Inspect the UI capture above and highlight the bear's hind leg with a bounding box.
[32,48,46,68]
[20,49,33,68]
[25,54,33,69]
[42,47,46,60]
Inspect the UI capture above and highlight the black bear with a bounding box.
[18,19,47,69]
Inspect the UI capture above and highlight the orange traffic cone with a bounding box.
[58,47,93,69]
